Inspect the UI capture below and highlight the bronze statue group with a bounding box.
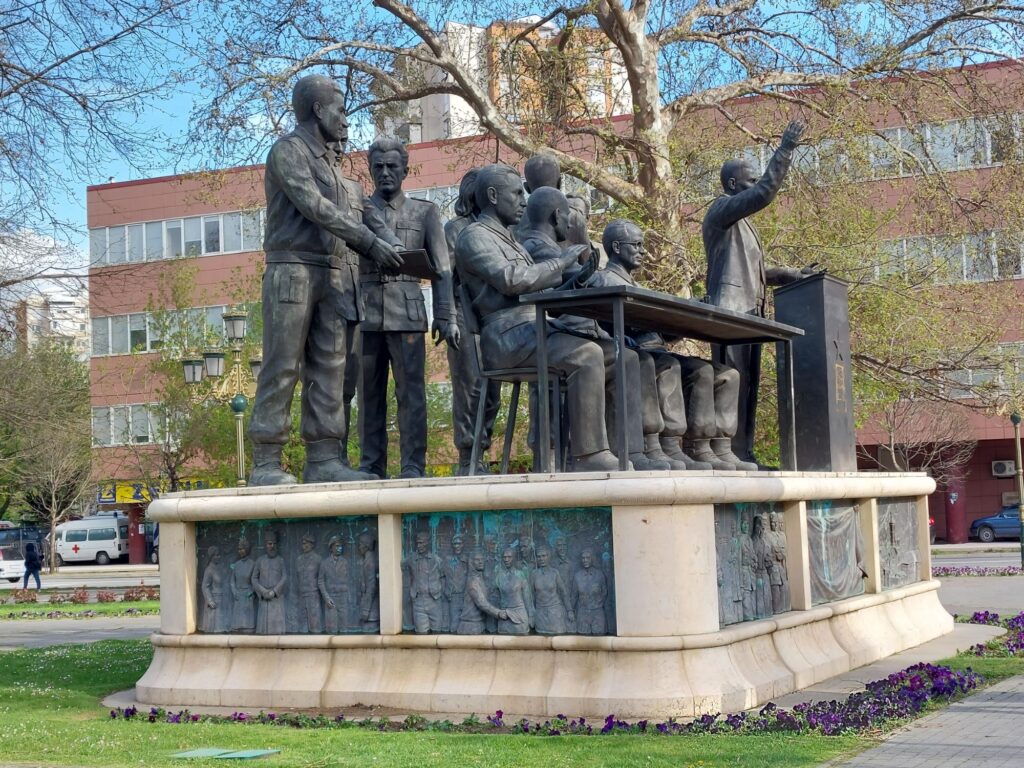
[247,74,814,486]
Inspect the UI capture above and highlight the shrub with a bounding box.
[96,590,118,603]
[70,587,90,604]
[122,584,159,602]
[12,589,38,603]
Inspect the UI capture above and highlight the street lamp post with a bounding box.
[181,306,261,487]
[1012,413,1024,568]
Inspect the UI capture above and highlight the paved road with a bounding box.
[0,566,159,592]
[0,615,159,651]
[833,675,1024,768]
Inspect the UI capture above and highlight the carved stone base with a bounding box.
[137,581,950,717]
[140,471,946,717]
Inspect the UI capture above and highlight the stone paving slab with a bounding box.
[831,674,1024,767]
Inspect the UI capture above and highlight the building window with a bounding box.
[89,229,107,265]
[130,404,151,443]
[108,226,126,264]
[110,405,129,445]
[242,210,262,251]
[126,223,144,262]
[129,313,148,351]
[165,219,183,259]
[91,407,111,446]
[204,216,221,254]
[145,221,164,261]
[109,315,130,355]
[91,404,159,446]
[222,212,242,252]
[184,217,202,256]
[91,318,110,356]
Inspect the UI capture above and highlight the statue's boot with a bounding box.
[710,437,759,471]
[574,449,629,472]
[304,439,378,483]
[660,436,712,470]
[684,438,736,471]
[249,444,297,486]
[458,448,491,477]
[645,433,687,470]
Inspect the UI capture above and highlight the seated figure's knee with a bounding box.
[713,362,739,388]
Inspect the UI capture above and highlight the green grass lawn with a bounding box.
[0,600,160,619]
[0,640,871,768]
[938,655,1024,682]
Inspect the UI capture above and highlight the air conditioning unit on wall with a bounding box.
[992,460,1016,478]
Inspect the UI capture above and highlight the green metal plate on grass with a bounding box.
[213,749,280,759]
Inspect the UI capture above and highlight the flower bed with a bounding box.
[957,610,1024,657]
[110,663,981,737]
[932,565,1023,577]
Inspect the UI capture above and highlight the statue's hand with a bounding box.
[565,243,591,265]
[368,237,403,271]
[325,599,335,609]
[444,321,461,350]
[781,120,807,150]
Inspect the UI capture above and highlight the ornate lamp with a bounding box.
[203,349,226,378]
[222,307,248,344]
[249,357,262,382]
[182,357,205,384]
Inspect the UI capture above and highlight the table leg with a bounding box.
[536,306,551,473]
[777,339,797,470]
[613,298,628,471]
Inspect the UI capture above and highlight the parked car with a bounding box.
[50,513,129,565]
[969,507,1023,543]
[0,527,47,582]
[0,529,26,582]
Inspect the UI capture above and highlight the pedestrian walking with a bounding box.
[22,542,42,590]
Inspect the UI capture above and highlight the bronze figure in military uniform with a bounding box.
[702,120,811,466]
[248,75,403,485]
[358,138,459,479]
[453,164,622,472]
[591,219,751,470]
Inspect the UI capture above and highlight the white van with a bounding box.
[52,514,129,565]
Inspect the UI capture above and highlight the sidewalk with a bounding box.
[829,674,1024,767]
[931,541,1021,554]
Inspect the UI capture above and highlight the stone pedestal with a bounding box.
[138,470,949,717]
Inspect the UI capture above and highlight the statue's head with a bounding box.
[753,516,765,536]
[525,186,570,240]
[264,531,278,556]
[237,538,251,558]
[769,513,780,531]
[292,75,347,145]
[454,169,481,217]
[470,550,485,571]
[328,535,344,557]
[208,545,220,563]
[554,536,567,557]
[536,546,551,567]
[357,532,375,555]
[367,137,409,196]
[602,219,645,272]
[580,548,594,569]
[475,163,526,226]
[301,534,315,553]
[566,195,591,246]
[523,153,561,193]
[501,547,515,568]
[451,534,464,555]
[739,516,749,534]
[415,531,430,554]
[720,158,759,195]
